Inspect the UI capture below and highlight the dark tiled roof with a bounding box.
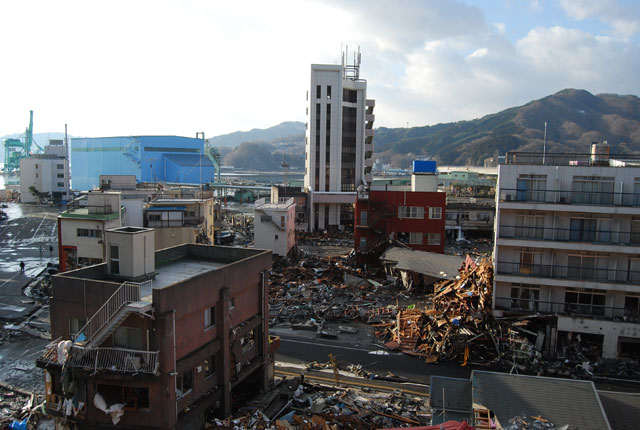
[598,391,640,430]
[471,370,611,430]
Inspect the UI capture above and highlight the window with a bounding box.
[241,330,255,354]
[624,294,640,318]
[517,251,542,275]
[149,213,161,222]
[516,174,546,202]
[176,369,193,398]
[429,207,442,219]
[428,233,440,245]
[398,206,424,219]
[460,212,470,221]
[564,288,606,316]
[567,254,608,281]
[275,234,278,240]
[35,164,38,169]
[515,212,544,239]
[572,176,614,205]
[477,213,491,222]
[187,210,195,218]
[409,232,423,244]
[632,218,640,244]
[280,216,285,228]
[35,173,38,178]
[343,89,358,103]
[204,355,216,378]
[629,259,640,282]
[57,173,64,178]
[510,284,540,312]
[360,210,367,225]
[97,385,149,410]
[57,164,64,169]
[204,306,216,329]
[110,245,119,274]
[114,326,142,350]
[69,317,87,337]
[327,85,331,99]
[57,182,64,187]
[316,85,321,99]
[229,297,235,310]
[359,237,367,250]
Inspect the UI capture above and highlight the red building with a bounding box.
[355,188,446,254]
[37,227,276,430]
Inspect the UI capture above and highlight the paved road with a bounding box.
[0,203,61,321]
[273,328,473,385]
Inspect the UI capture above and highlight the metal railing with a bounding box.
[498,225,640,245]
[504,151,640,166]
[499,187,640,207]
[74,281,144,343]
[495,261,640,284]
[40,344,159,374]
[494,296,640,322]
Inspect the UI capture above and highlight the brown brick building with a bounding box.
[37,226,275,429]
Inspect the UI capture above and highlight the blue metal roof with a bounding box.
[146,206,186,211]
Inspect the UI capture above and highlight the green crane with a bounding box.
[3,110,42,173]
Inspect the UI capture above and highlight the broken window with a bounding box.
[510,284,540,312]
[204,355,216,378]
[564,288,606,316]
[176,370,193,398]
[69,317,87,337]
[517,251,542,275]
[241,330,256,354]
[204,306,216,329]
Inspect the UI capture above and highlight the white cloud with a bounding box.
[559,0,640,37]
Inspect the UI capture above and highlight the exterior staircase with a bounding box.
[75,281,152,348]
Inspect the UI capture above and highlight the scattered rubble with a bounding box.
[0,381,47,429]
[503,414,565,430]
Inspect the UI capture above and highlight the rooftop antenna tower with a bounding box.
[343,45,361,80]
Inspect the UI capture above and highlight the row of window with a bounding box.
[397,206,442,219]
[397,232,441,245]
[77,228,102,238]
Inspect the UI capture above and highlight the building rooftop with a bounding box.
[139,258,226,299]
[504,151,640,167]
[255,197,294,210]
[59,207,120,221]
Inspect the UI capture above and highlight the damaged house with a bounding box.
[37,226,276,429]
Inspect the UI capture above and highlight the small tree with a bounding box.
[28,186,51,204]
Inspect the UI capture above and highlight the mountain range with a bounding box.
[3,89,639,170]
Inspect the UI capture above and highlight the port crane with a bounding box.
[3,110,43,173]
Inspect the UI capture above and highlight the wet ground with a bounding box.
[0,203,63,393]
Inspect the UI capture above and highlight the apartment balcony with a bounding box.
[364,143,374,159]
[364,158,373,167]
[38,344,160,375]
[366,113,375,123]
[498,188,640,210]
[493,296,640,323]
[365,129,374,138]
[497,225,640,253]
[495,261,640,286]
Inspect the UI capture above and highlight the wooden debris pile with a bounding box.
[375,258,537,365]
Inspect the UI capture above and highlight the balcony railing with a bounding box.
[498,225,640,246]
[495,261,640,284]
[494,296,640,322]
[499,187,640,207]
[39,344,159,375]
[146,217,204,228]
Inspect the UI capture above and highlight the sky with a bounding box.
[0,0,639,139]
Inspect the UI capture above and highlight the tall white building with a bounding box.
[494,144,640,359]
[304,53,375,231]
[20,139,71,203]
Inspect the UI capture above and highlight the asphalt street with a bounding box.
[0,203,61,321]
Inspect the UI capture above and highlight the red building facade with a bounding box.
[355,189,446,254]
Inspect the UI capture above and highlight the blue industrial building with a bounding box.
[70,136,216,190]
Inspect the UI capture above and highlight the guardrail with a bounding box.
[498,224,640,245]
[495,261,640,284]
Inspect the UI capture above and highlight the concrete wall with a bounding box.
[106,228,155,278]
